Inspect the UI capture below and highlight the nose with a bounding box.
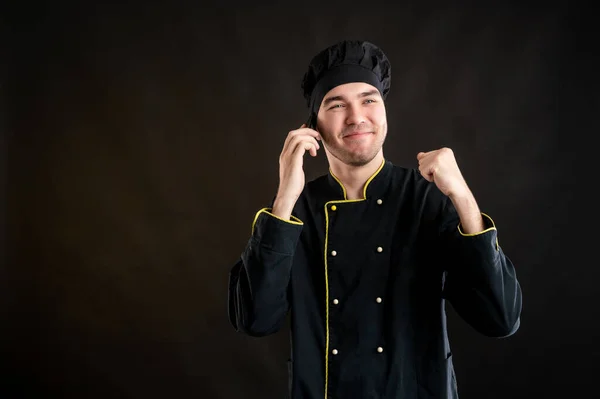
[345,103,366,126]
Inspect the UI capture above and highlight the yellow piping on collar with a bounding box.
[329,158,386,200]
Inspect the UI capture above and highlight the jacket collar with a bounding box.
[326,158,392,201]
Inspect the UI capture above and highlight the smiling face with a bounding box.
[316,82,388,167]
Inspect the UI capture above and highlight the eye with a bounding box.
[329,103,344,110]
[364,99,376,104]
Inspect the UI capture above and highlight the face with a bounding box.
[316,82,388,167]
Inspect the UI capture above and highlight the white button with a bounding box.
[377,347,383,353]
[377,247,383,253]
[331,250,337,256]
[376,297,382,303]
[332,349,338,355]
[377,199,383,205]
[333,299,339,305]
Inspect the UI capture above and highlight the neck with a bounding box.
[329,151,384,200]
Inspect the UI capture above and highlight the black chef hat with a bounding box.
[301,40,391,129]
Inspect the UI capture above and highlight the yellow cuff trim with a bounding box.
[251,207,303,234]
[457,213,499,250]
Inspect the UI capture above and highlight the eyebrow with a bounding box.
[322,90,380,107]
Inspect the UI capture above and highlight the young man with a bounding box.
[228,40,522,399]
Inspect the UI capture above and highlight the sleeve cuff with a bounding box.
[251,208,303,233]
[457,213,499,250]
[249,208,304,255]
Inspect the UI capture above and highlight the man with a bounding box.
[228,40,522,399]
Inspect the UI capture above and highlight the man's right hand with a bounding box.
[272,124,321,220]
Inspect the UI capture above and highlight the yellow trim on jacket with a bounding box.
[251,207,303,234]
[457,212,499,250]
[323,158,385,398]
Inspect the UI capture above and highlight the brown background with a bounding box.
[3,2,595,398]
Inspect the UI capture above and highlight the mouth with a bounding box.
[343,131,373,139]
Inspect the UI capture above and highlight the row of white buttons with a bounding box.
[331,347,384,355]
[329,198,385,357]
[332,297,382,305]
[331,247,383,256]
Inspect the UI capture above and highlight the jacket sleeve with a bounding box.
[228,208,303,337]
[439,198,522,338]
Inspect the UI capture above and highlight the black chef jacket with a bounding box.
[228,159,522,399]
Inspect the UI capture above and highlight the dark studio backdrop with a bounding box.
[2,2,597,398]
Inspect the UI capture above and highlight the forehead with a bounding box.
[323,82,380,99]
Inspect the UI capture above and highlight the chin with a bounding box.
[345,152,379,167]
